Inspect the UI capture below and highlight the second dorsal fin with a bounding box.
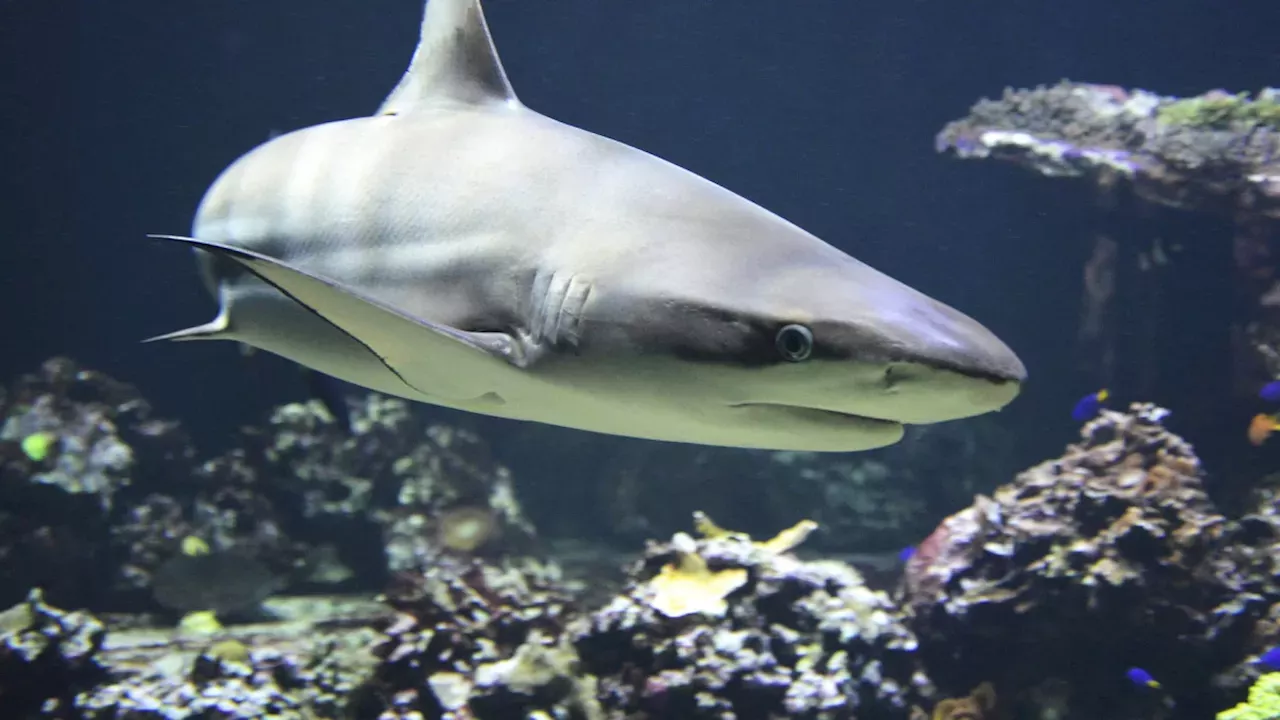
[377,0,519,116]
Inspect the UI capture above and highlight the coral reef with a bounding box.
[126,448,310,598]
[8,358,1280,719]
[1157,92,1280,132]
[0,588,107,717]
[0,358,533,618]
[1213,479,1280,694]
[900,403,1279,718]
[939,83,1280,456]
[356,515,938,719]
[76,595,387,719]
[937,82,1280,217]
[0,357,198,607]
[365,556,590,719]
[0,357,314,611]
[254,394,536,577]
[572,515,932,719]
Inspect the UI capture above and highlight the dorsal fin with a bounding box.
[378,0,519,115]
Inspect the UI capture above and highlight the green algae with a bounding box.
[1157,89,1280,130]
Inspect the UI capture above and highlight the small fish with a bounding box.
[151,550,281,615]
[438,506,500,553]
[898,546,917,563]
[1260,380,1280,403]
[177,610,223,635]
[1248,413,1280,446]
[181,536,211,557]
[1256,646,1280,670]
[1072,389,1109,422]
[1150,237,1170,267]
[1126,667,1160,689]
[19,432,57,463]
[205,638,251,665]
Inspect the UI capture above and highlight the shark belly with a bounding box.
[484,355,907,451]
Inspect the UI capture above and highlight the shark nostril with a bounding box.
[882,364,900,388]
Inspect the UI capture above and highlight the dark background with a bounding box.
[2,2,1278,514]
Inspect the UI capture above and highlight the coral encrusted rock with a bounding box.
[573,517,932,719]
[901,403,1278,718]
[0,588,107,717]
[366,556,589,719]
[0,357,197,608]
[938,82,1280,217]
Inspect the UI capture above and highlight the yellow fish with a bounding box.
[177,610,222,635]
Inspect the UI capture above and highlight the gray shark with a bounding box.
[149,0,1026,452]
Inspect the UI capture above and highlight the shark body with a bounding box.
[151,0,1026,452]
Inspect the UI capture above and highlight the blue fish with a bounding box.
[1126,667,1160,689]
[1072,389,1109,422]
[1256,646,1280,670]
[898,546,917,563]
[1261,381,1280,403]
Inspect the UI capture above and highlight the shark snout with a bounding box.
[913,300,1026,384]
[871,297,1026,423]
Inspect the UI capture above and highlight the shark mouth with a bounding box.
[731,403,903,430]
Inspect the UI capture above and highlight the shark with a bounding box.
[149,0,1026,452]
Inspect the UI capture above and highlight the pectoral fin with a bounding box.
[142,313,231,344]
[147,234,530,402]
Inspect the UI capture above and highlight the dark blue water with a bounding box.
[3,0,1277,490]
[3,5,1280,718]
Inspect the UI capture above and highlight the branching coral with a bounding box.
[691,511,818,554]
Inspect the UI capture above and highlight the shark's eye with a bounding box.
[775,324,813,362]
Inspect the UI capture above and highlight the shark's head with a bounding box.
[736,251,1027,425]
[577,209,1026,451]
